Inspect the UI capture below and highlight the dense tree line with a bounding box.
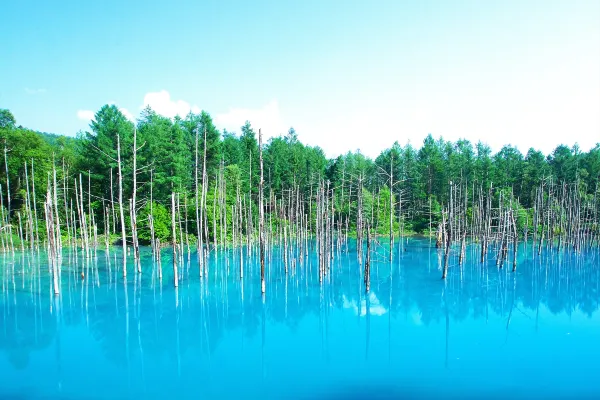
[0,105,599,246]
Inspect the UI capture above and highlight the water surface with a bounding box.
[1,239,599,399]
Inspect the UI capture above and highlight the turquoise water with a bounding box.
[1,239,599,399]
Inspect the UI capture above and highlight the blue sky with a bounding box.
[1,0,599,157]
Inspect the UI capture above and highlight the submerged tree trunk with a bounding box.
[45,186,60,295]
[442,182,453,280]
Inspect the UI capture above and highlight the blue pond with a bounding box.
[1,239,600,399]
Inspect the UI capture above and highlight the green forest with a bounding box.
[1,105,599,247]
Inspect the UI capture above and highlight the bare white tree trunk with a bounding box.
[389,156,394,261]
[4,144,14,254]
[131,126,141,273]
[4,144,11,217]
[150,170,156,260]
[24,162,34,250]
[200,128,208,275]
[259,129,266,294]
[117,134,127,276]
[195,127,202,274]
[78,175,90,258]
[52,155,62,252]
[32,159,40,247]
[172,192,179,287]
[61,160,69,248]
[110,168,116,235]
[365,223,371,293]
[45,186,60,294]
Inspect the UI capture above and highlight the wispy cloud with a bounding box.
[77,110,95,121]
[142,90,200,119]
[25,87,46,94]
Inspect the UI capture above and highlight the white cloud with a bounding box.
[77,110,95,121]
[79,70,598,160]
[106,101,135,122]
[214,100,287,139]
[119,107,134,122]
[77,106,134,123]
[142,90,200,119]
[295,73,600,159]
[25,87,46,94]
[342,293,387,317]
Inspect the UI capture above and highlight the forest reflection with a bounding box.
[1,238,599,372]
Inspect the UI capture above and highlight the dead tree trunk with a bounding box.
[32,159,40,247]
[117,134,127,275]
[78,175,90,258]
[149,170,156,260]
[237,182,244,278]
[442,182,453,280]
[259,129,266,294]
[195,127,203,274]
[132,126,141,273]
[110,168,116,236]
[389,156,394,261]
[52,155,62,253]
[284,225,288,274]
[357,175,364,264]
[172,192,179,287]
[3,144,14,253]
[4,144,11,218]
[201,128,209,273]
[511,207,518,271]
[24,161,34,250]
[364,223,371,293]
[45,186,60,295]
[61,160,68,248]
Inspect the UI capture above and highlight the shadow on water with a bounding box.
[0,239,599,398]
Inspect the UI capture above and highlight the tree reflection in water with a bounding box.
[1,239,599,399]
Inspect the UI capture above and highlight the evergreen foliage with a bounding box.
[1,105,598,242]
